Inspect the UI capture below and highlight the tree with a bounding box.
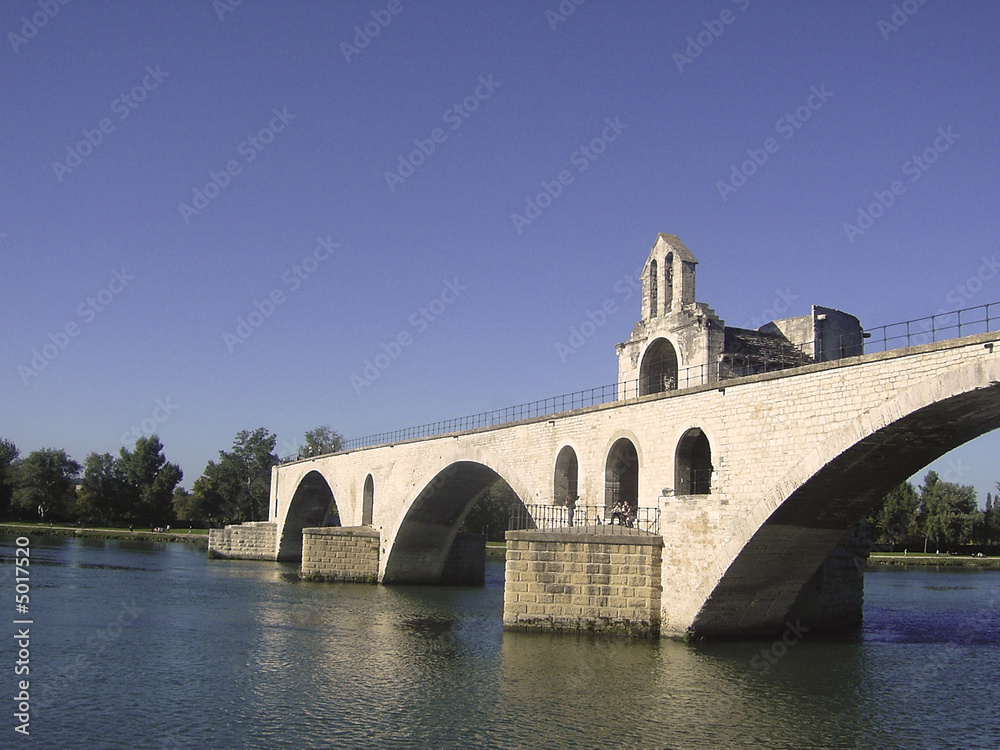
[917,470,978,551]
[194,428,277,524]
[987,487,1000,547]
[460,479,522,542]
[75,452,128,525]
[299,426,344,458]
[12,448,81,522]
[869,481,920,548]
[117,435,183,526]
[0,439,19,519]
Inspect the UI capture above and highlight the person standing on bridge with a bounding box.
[565,493,576,528]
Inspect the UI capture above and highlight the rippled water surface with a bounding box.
[3,535,998,749]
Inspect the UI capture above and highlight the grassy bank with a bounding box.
[868,552,1000,568]
[0,522,209,547]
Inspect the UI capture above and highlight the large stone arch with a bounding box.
[674,427,713,495]
[553,443,579,505]
[277,470,339,561]
[381,449,532,584]
[691,364,1000,637]
[604,434,641,515]
[639,337,679,396]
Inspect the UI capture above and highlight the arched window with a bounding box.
[639,338,679,395]
[362,474,374,525]
[605,438,639,516]
[554,445,579,505]
[664,252,674,313]
[675,428,712,495]
[649,259,658,319]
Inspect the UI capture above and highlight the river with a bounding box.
[2,534,998,749]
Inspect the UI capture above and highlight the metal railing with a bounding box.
[509,504,660,535]
[303,300,1000,458]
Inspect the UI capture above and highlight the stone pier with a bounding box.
[300,527,380,583]
[503,528,664,637]
[208,521,277,560]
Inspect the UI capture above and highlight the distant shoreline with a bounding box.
[0,523,209,547]
[867,553,1000,569]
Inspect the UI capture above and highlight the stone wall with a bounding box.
[208,521,276,560]
[786,522,871,633]
[440,532,486,585]
[504,529,663,636]
[300,526,380,582]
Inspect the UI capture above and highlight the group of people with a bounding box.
[562,494,636,528]
[610,500,635,527]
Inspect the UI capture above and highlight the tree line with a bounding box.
[868,470,1000,551]
[0,426,343,528]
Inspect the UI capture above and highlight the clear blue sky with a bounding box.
[3,1,999,502]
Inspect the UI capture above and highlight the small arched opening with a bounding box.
[362,474,374,526]
[639,338,679,396]
[605,438,639,517]
[649,259,658,319]
[554,445,579,505]
[675,428,712,495]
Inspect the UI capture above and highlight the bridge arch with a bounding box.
[381,449,532,584]
[675,427,713,495]
[604,434,642,515]
[553,443,579,505]
[277,470,339,561]
[692,361,1000,637]
[362,474,374,526]
[640,337,679,395]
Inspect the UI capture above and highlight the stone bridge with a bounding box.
[209,235,1000,638]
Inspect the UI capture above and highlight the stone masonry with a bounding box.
[208,521,276,560]
[300,527,380,582]
[504,529,663,636]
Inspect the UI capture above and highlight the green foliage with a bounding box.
[868,481,920,546]
[460,479,522,542]
[12,448,81,521]
[0,438,19,519]
[918,470,978,550]
[870,471,986,550]
[193,428,278,524]
[75,452,128,525]
[117,435,183,526]
[300,426,344,458]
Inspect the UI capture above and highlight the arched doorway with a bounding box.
[605,438,639,516]
[362,474,374,526]
[639,338,679,396]
[554,445,579,505]
[675,428,712,495]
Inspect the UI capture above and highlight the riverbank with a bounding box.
[868,552,1000,568]
[0,522,209,547]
